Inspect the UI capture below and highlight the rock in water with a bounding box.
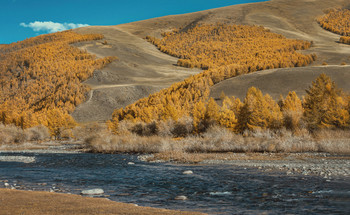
[81,188,104,195]
[175,195,188,200]
[128,162,135,165]
[183,170,193,175]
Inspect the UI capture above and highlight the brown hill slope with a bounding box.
[71,27,200,123]
[72,0,350,123]
[210,66,350,101]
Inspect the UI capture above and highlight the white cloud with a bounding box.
[20,21,89,33]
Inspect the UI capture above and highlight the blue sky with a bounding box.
[1,0,265,44]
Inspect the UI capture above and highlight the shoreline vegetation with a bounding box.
[1,73,350,161]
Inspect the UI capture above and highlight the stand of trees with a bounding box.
[112,74,350,135]
[317,8,350,44]
[0,30,116,137]
[147,24,314,70]
[109,24,316,132]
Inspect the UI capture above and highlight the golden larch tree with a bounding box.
[303,74,349,129]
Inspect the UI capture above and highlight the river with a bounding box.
[0,152,349,214]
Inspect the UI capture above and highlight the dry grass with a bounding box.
[0,124,49,145]
[0,189,203,215]
[82,124,350,160]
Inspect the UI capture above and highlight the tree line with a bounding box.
[111,74,350,135]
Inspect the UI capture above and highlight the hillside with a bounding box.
[71,0,350,123]
[71,27,200,122]
[210,66,350,101]
[0,31,115,134]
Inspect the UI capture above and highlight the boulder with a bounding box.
[183,170,193,175]
[81,188,104,195]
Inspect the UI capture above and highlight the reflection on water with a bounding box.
[0,152,349,214]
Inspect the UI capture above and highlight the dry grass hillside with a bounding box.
[72,0,350,123]
[210,66,350,101]
[71,27,200,123]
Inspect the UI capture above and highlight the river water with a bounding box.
[0,152,349,214]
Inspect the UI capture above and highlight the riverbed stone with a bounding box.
[81,188,104,195]
[175,195,188,200]
[183,170,193,175]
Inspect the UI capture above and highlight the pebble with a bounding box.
[128,162,135,165]
[183,170,193,175]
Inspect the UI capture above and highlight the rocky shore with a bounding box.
[0,142,83,154]
[140,153,350,179]
[202,155,350,179]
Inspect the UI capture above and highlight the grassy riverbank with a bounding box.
[0,189,205,215]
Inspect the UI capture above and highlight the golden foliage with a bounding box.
[280,91,304,131]
[111,74,349,135]
[237,87,282,132]
[0,30,116,136]
[317,8,350,44]
[340,36,350,44]
[109,24,315,132]
[47,108,77,138]
[303,74,349,129]
[147,24,315,71]
[317,8,350,36]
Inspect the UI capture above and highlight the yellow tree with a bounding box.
[238,87,282,132]
[218,109,237,132]
[303,74,349,129]
[281,91,303,131]
[192,100,206,132]
[322,96,349,128]
[46,108,77,138]
[264,94,283,130]
[161,103,179,121]
[219,96,239,131]
[204,97,220,126]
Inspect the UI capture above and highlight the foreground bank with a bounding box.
[0,189,204,215]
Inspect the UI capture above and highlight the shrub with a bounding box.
[25,125,50,141]
[172,117,194,137]
[0,124,26,144]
